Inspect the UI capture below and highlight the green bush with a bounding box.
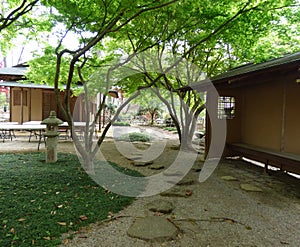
[112,121,131,126]
[115,132,151,142]
[163,127,177,132]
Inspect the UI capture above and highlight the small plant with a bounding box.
[112,121,131,126]
[164,127,177,132]
[115,132,151,142]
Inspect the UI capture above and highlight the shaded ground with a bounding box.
[0,128,299,246]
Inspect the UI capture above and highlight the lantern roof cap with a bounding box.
[41,111,63,125]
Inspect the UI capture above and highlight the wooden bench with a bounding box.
[226,143,300,175]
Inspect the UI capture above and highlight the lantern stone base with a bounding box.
[41,111,63,163]
[45,135,59,163]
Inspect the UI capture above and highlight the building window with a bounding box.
[218,96,235,119]
[13,90,21,106]
[13,90,27,106]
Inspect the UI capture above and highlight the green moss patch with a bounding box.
[0,152,140,246]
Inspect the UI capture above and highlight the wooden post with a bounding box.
[20,88,23,124]
[280,81,287,152]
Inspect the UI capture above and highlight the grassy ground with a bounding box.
[0,152,141,246]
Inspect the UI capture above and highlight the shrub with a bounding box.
[115,132,151,142]
[163,127,177,132]
[112,121,131,126]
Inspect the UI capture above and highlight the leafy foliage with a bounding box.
[112,121,131,126]
[26,45,74,86]
[3,0,299,162]
[132,90,165,125]
[115,132,152,142]
[163,127,177,132]
[0,0,54,55]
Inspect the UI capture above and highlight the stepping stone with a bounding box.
[163,170,184,177]
[130,152,143,156]
[167,177,194,186]
[160,187,193,197]
[170,145,180,150]
[127,156,142,161]
[192,167,202,172]
[240,183,263,192]
[178,177,194,186]
[149,164,165,170]
[146,200,175,214]
[127,216,179,241]
[192,162,203,172]
[221,175,238,181]
[132,161,153,167]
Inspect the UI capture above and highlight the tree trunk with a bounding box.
[179,112,197,151]
[150,112,155,125]
[82,154,95,175]
[180,126,194,150]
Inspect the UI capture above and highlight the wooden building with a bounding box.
[0,65,79,123]
[204,52,300,175]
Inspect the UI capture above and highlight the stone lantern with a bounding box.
[41,111,63,163]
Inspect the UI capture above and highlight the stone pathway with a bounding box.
[146,200,175,214]
[127,199,178,241]
[240,183,263,192]
[123,159,299,244]
[127,216,179,241]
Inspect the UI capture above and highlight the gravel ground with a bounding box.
[0,129,299,247]
[58,148,300,247]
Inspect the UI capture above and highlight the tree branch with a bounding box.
[0,0,39,31]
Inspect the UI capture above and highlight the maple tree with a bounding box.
[2,0,299,167]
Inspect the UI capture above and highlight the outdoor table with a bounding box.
[0,121,97,146]
[0,124,46,150]
[22,121,42,125]
[0,122,18,141]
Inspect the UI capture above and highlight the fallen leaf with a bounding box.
[79,215,88,221]
[57,222,67,226]
[18,218,26,222]
[10,228,15,234]
[224,218,236,224]
[185,190,193,196]
[280,241,289,245]
[57,204,63,208]
[43,236,51,241]
[78,235,88,239]
[63,239,69,245]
